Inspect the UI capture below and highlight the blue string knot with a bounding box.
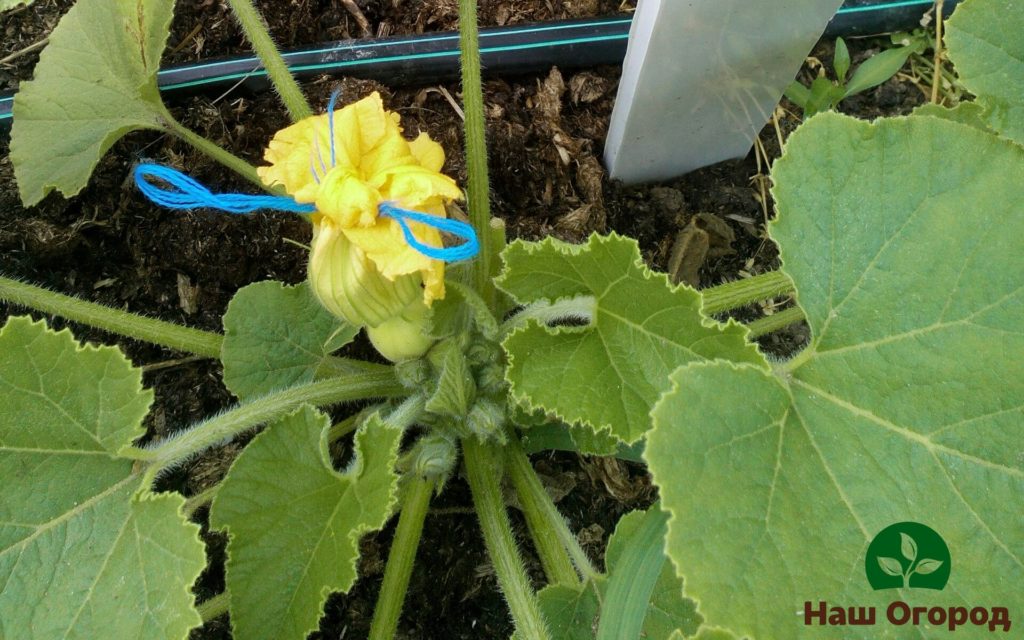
[132,163,478,263]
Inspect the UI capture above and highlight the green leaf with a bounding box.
[899,532,917,562]
[914,558,944,575]
[914,102,994,133]
[221,281,358,400]
[210,406,403,640]
[690,628,739,640]
[11,0,173,205]
[599,506,701,640]
[946,0,1024,145]
[805,76,835,117]
[539,506,700,640]
[498,233,762,444]
[538,582,603,640]
[425,340,476,418]
[648,113,1024,638]
[0,316,153,456]
[784,81,811,109]
[843,45,915,98]
[0,316,204,639]
[878,557,904,577]
[833,37,851,81]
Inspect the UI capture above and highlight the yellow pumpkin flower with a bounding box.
[257,92,463,327]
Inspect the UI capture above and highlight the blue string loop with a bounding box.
[379,203,479,262]
[134,163,316,214]
[133,163,478,262]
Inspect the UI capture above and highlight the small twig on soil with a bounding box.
[142,355,207,373]
[168,22,205,58]
[0,37,49,66]
[436,86,466,121]
[341,0,373,37]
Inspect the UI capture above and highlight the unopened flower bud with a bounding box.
[366,299,435,361]
[308,222,421,328]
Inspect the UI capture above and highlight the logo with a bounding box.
[865,521,950,591]
[802,522,1013,633]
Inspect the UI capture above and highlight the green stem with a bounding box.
[746,306,805,338]
[182,485,220,519]
[139,372,405,485]
[458,0,496,311]
[501,297,596,337]
[163,115,271,191]
[224,0,312,122]
[368,475,435,640]
[506,439,596,585]
[0,275,223,357]
[701,271,794,315]
[196,592,230,622]
[462,437,551,640]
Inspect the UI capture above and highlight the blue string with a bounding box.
[327,87,342,168]
[134,163,316,214]
[134,163,479,262]
[380,203,479,261]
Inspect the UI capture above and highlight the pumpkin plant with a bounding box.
[1,0,1021,638]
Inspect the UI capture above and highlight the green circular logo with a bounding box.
[865,522,950,591]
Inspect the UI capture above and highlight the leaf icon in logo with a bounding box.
[900,532,918,562]
[877,557,903,577]
[913,559,944,575]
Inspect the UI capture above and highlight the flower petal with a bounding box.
[409,133,446,172]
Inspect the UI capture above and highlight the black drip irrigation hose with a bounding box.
[0,0,959,132]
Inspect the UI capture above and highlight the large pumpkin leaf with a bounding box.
[221,281,358,400]
[498,233,763,444]
[647,113,1024,638]
[11,0,174,205]
[945,0,1024,145]
[210,406,403,640]
[0,316,205,639]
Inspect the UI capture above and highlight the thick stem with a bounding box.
[701,271,794,315]
[368,475,435,640]
[163,116,271,191]
[140,372,405,483]
[0,275,223,357]
[931,0,945,104]
[458,0,496,311]
[462,437,551,640]
[746,305,805,338]
[196,592,230,622]
[225,0,313,121]
[506,439,596,586]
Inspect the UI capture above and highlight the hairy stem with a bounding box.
[746,305,805,338]
[368,475,435,640]
[163,116,271,191]
[507,438,597,585]
[139,373,405,485]
[701,271,794,315]
[463,437,551,640]
[458,0,496,311]
[225,0,312,121]
[0,275,223,357]
[182,485,220,519]
[502,297,596,337]
[196,592,230,622]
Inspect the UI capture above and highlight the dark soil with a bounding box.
[0,1,929,639]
